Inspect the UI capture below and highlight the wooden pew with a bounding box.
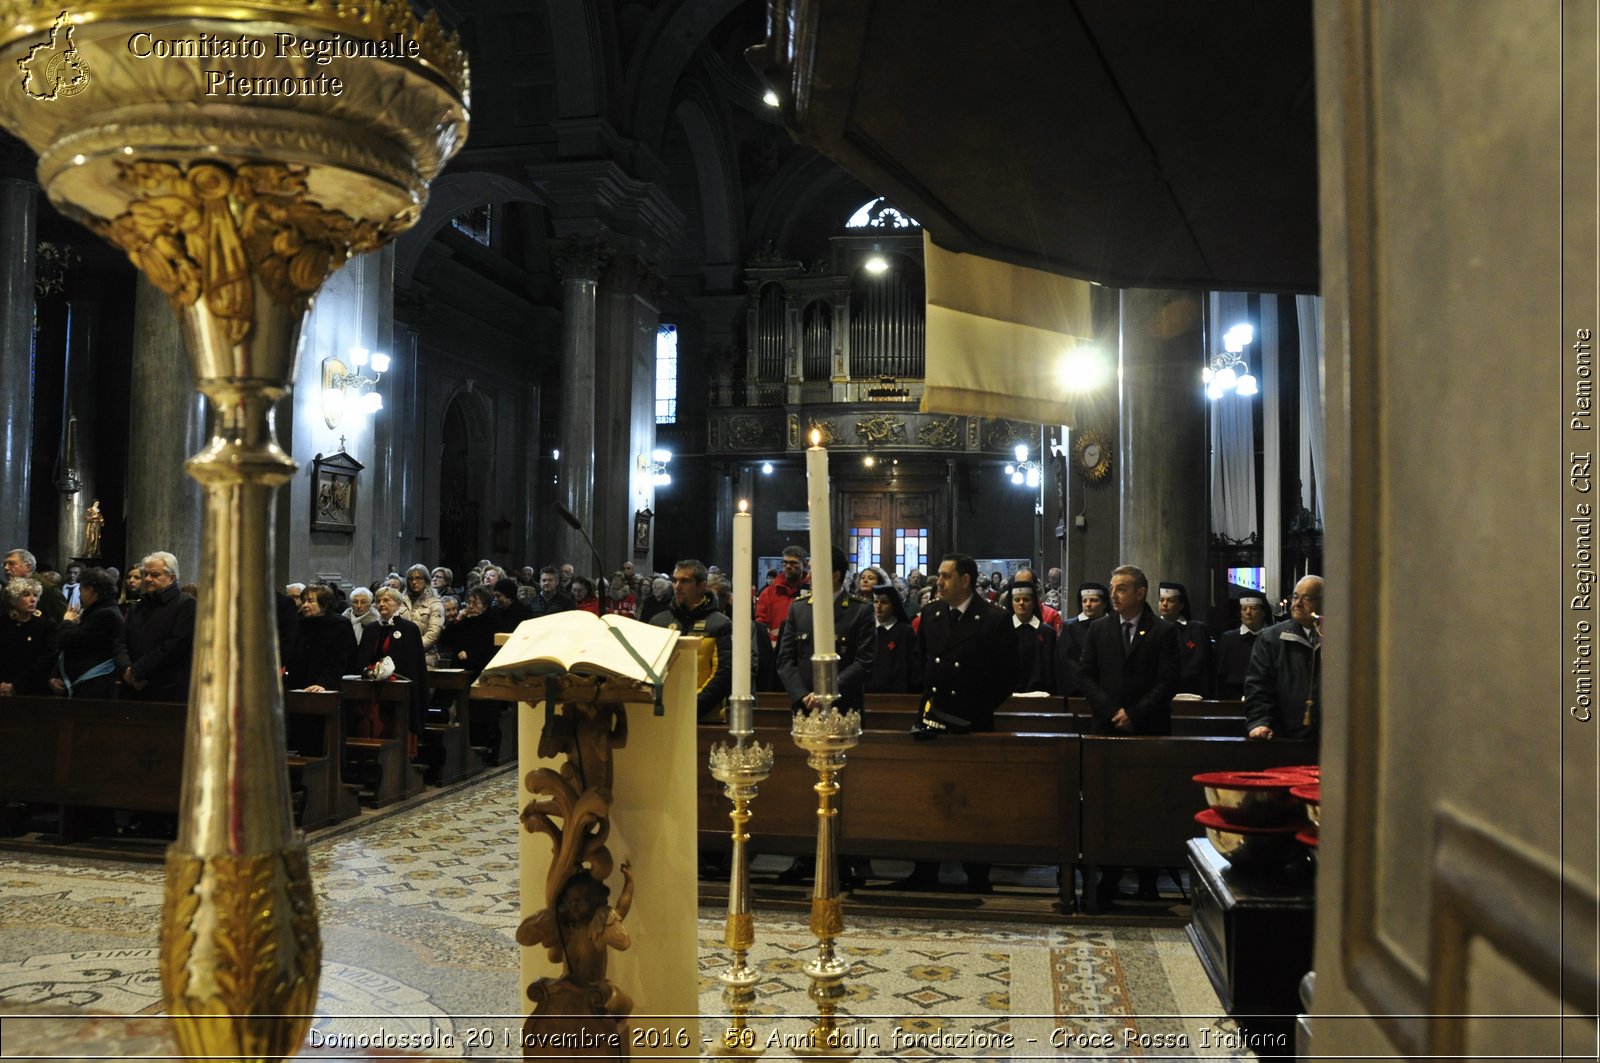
[283,690,361,829]
[841,730,1078,903]
[0,697,186,837]
[421,668,478,784]
[1077,735,1315,910]
[0,695,353,836]
[340,677,424,806]
[697,717,1080,905]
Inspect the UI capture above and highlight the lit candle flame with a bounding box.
[738,499,749,513]
[810,428,822,447]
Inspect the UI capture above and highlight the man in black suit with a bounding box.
[115,551,197,701]
[1054,581,1108,697]
[1076,564,1181,906]
[355,587,431,757]
[777,546,876,718]
[866,583,917,694]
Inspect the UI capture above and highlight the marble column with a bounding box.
[55,300,98,568]
[553,238,608,572]
[0,178,36,552]
[126,276,204,574]
[1116,287,1209,603]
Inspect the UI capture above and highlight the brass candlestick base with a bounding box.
[708,698,774,1059]
[790,656,860,1060]
[0,6,468,1059]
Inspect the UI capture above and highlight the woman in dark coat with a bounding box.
[1006,581,1056,694]
[283,584,356,691]
[52,568,122,699]
[0,576,58,696]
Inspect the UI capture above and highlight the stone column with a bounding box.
[0,178,36,552]
[55,299,98,568]
[553,238,608,572]
[1116,287,1209,601]
[126,276,204,573]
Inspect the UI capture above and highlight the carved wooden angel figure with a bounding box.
[517,862,635,1056]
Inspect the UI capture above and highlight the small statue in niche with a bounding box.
[81,499,103,558]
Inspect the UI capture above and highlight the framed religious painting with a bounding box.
[311,449,364,534]
[633,508,653,555]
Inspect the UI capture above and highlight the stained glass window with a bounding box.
[655,324,677,424]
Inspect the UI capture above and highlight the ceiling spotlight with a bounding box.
[762,89,780,108]
[761,461,774,475]
[863,254,889,274]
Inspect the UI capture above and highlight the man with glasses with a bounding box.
[115,551,197,701]
[1245,575,1325,742]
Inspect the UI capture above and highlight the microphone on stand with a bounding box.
[553,501,608,601]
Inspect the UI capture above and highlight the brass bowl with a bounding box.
[1193,770,1313,828]
[1290,782,1321,827]
[1195,809,1303,869]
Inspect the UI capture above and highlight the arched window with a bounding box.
[844,196,921,230]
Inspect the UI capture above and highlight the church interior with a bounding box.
[0,1,1595,1061]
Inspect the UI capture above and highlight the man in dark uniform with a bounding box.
[1158,581,1215,698]
[1054,581,1107,698]
[1077,564,1181,906]
[913,552,1012,736]
[1215,591,1270,700]
[777,546,876,718]
[900,552,1012,893]
[1245,575,1324,743]
[866,582,917,694]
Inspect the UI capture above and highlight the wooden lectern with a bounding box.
[472,616,701,1059]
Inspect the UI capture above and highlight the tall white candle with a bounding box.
[806,431,836,652]
[731,499,752,700]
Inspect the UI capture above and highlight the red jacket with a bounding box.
[755,577,803,645]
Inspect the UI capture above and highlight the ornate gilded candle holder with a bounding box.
[0,4,467,1058]
[789,655,861,1059]
[707,694,774,1058]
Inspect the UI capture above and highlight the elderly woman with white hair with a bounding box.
[0,575,58,696]
[343,586,379,637]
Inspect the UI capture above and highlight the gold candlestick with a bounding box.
[789,654,861,1059]
[707,695,773,1058]
[0,5,467,1059]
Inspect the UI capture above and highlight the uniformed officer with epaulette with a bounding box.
[912,552,1012,736]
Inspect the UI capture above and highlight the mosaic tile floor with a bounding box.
[0,769,1264,1060]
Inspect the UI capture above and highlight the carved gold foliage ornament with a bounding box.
[919,416,963,449]
[729,416,766,449]
[93,160,386,340]
[806,420,837,446]
[160,848,320,1059]
[854,414,906,447]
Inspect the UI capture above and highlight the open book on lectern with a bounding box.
[478,611,679,692]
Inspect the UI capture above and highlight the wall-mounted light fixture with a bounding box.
[1004,442,1041,488]
[1204,323,1258,399]
[639,448,673,487]
[321,346,390,428]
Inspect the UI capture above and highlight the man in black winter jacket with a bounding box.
[649,559,733,721]
[115,551,197,701]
